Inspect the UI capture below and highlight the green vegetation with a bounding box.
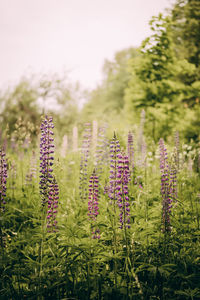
[0,0,200,299]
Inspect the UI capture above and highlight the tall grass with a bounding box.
[0,117,200,300]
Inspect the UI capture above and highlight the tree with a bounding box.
[0,73,81,144]
[0,80,40,137]
[171,0,200,78]
[81,48,139,122]
[124,11,200,140]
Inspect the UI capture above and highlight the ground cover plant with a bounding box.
[0,116,199,300]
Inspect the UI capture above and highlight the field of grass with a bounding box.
[0,116,200,300]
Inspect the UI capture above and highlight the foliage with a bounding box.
[0,73,81,146]
[0,80,40,138]
[0,117,200,299]
[124,7,200,142]
[171,0,200,77]
[81,47,139,122]
[0,1,200,296]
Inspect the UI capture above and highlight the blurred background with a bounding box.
[0,0,199,144]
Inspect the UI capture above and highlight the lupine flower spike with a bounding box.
[108,133,121,211]
[116,152,131,229]
[39,116,55,206]
[88,170,100,239]
[0,149,7,214]
[159,138,171,233]
[127,131,134,174]
[47,177,59,232]
[169,151,177,203]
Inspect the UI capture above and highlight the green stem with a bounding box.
[87,247,91,300]
[38,208,46,300]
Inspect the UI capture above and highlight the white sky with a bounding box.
[0,0,174,90]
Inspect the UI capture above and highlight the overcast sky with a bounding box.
[0,0,174,90]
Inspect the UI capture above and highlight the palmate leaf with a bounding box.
[135,263,176,278]
[156,264,177,277]
[174,272,197,282]
[175,288,200,298]
[22,254,40,266]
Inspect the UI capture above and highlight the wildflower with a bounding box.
[88,170,100,239]
[169,163,177,203]
[47,177,59,232]
[116,152,130,229]
[159,138,171,233]
[39,116,55,206]
[108,133,121,202]
[0,149,7,213]
[169,150,178,203]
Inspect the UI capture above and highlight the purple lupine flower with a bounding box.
[0,149,7,213]
[108,133,121,211]
[79,123,92,201]
[88,170,100,239]
[39,116,55,206]
[159,138,171,233]
[116,152,131,230]
[169,162,177,203]
[47,177,59,232]
[169,149,178,203]
[127,131,134,173]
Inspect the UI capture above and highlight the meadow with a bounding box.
[0,115,199,300]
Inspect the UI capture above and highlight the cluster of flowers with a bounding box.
[169,150,178,203]
[47,177,59,232]
[39,116,58,231]
[39,116,55,205]
[0,149,7,213]
[88,170,100,239]
[108,133,121,205]
[116,153,131,229]
[159,138,177,233]
[106,134,131,230]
